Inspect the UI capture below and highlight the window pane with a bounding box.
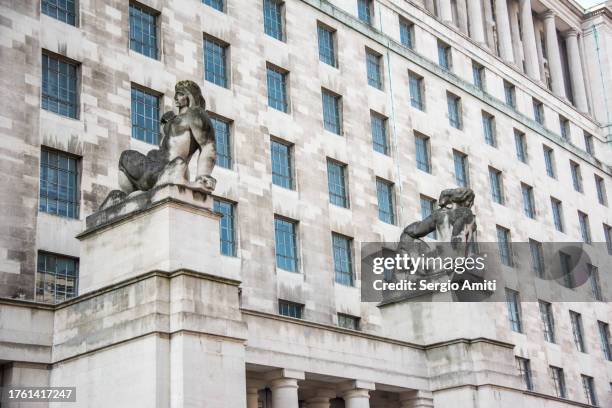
[322,91,341,134]
[271,140,292,189]
[333,233,353,285]
[203,0,224,11]
[267,66,288,112]
[318,25,336,66]
[327,161,348,208]
[376,179,395,224]
[264,0,284,40]
[371,114,388,154]
[41,0,76,25]
[42,53,78,119]
[214,199,236,256]
[204,37,228,88]
[129,3,158,59]
[274,217,297,272]
[36,252,79,303]
[415,135,430,173]
[366,51,382,89]
[131,87,160,144]
[39,148,79,219]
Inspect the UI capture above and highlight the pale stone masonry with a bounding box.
[0,0,611,407]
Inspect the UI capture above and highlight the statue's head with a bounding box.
[438,188,475,209]
[174,80,206,109]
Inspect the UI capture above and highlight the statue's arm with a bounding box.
[403,215,437,239]
[190,112,216,181]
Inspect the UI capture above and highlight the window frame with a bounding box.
[129,1,160,59]
[322,88,343,135]
[213,198,237,257]
[274,215,299,272]
[263,0,285,41]
[270,138,294,190]
[203,34,229,88]
[327,159,349,208]
[42,51,80,119]
[35,250,79,304]
[332,232,354,286]
[39,147,81,219]
[317,22,337,67]
[376,178,396,225]
[130,83,161,145]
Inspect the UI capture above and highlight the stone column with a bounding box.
[565,29,589,112]
[343,389,371,408]
[542,10,567,98]
[457,0,469,33]
[483,0,496,48]
[467,0,486,44]
[519,0,541,80]
[400,390,435,408]
[247,387,259,408]
[439,0,453,24]
[534,25,547,83]
[270,378,300,408]
[494,0,515,63]
[425,0,436,14]
[509,0,524,69]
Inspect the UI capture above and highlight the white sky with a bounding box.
[577,0,605,7]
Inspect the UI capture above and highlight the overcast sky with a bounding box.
[577,0,605,7]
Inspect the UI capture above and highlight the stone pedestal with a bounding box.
[77,184,232,294]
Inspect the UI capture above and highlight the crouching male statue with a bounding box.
[100,80,216,210]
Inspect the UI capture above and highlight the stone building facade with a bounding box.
[0,0,611,407]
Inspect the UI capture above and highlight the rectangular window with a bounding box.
[551,197,564,232]
[376,178,395,224]
[36,252,79,303]
[415,133,431,173]
[42,0,76,25]
[409,71,424,111]
[270,139,293,189]
[371,113,389,155]
[204,36,228,88]
[584,132,595,156]
[578,211,591,244]
[516,357,534,391]
[214,199,236,256]
[211,116,231,169]
[533,99,544,125]
[357,0,372,25]
[39,148,80,219]
[570,310,586,352]
[570,161,583,193]
[539,300,555,343]
[453,150,469,187]
[322,89,342,135]
[278,300,303,318]
[543,146,556,178]
[560,251,574,288]
[203,0,224,12]
[338,313,360,330]
[522,183,535,219]
[550,366,567,399]
[266,65,288,112]
[399,19,414,49]
[472,61,484,90]
[131,86,160,144]
[327,159,349,208]
[514,130,527,163]
[263,0,284,40]
[559,116,570,141]
[437,40,452,70]
[497,226,513,267]
[589,264,602,301]
[595,175,607,206]
[581,375,598,406]
[274,217,298,272]
[332,233,353,286]
[42,53,78,119]
[598,321,611,361]
[505,288,522,332]
[489,167,504,205]
[530,239,545,278]
[366,49,383,89]
[447,93,461,129]
[482,112,496,147]
[604,224,612,255]
[420,195,437,239]
[504,81,516,108]
[129,2,158,59]
[317,24,337,67]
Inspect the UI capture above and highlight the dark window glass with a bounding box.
[506,288,522,332]
[514,130,527,163]
[530,239,545,278]
[489,168,504,205]
[204,37,228,88]
[415,134,431,173]
[371,114,388,154]
[214,199,236,256]
[581,375,598,406]
[578,211,591,244]
[203,0,223,12]
[595,175,607,206]
[400,19,414,49]
[409,72,424,110]
[543,146,555,178]
[274,217,298,272]
[271,140,292,189]
[560,251,574,287]
[472,61,484,90]
[453,151,468,187]
[39,148,79,219]
[267,66,288,112]
[327,160,348,208]
[522,184,535,219]
[420,196,437,239]
[318,25,336,66]
[278,300,302,318]
[584,132,595,155]
[497,226,513,267]
[129,3,158,59]
[338,313,360,330]
[42,0,76,25]
[598,321,611,361]
[131,86,159,144]
[516,357,533,391]
[570,161,583,193]
[263,0,284,40]
[539,300,555,343]
[570,310,586,352]
[42,53,78,118]
[589,264,602,301]
[560,116,570,140]
[211,116,231,169]
[438,41,451,70]
[550,366,566,398]
[366,50,383,89]
[533,99,544,125]
[333,233,353,286]
[357,0,372,24]
[482,112,496,146]
[551,198,563,232]
[36,252,78,303]
[322,90,341,135]
[376,179,395,224]
[447,93,461,129]
[504,81,516,108]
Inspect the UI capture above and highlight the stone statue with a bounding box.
[100,80,216,210]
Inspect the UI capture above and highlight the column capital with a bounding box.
[564,28,580,38]
[540,9,556,20]
[264,368,305,382]
[342,389,371,399]
[337,380,376,393]
[269,378,299,390]
[399,390,434,408]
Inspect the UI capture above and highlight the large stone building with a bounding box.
[0,0,611,406]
